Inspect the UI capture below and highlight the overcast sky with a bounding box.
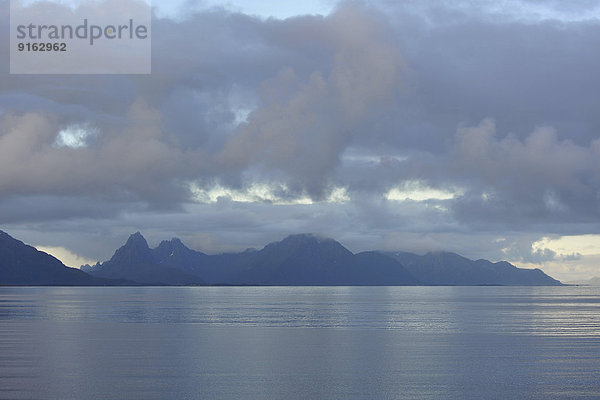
[2,0,600,281]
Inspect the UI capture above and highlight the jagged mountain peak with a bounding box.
[88,232,204,285]
[125,232,149,248]
[109,232,152,265]
[154,237,203,258]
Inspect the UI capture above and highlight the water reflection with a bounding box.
[1,286,599,399]
[1,286,600,336]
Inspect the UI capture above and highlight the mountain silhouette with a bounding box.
[228,234,419,285]
[84,233,419,285]
[1,230,563,286]
[151,237,252,283]
[84,232,205,285]
[385,251,561,286]
[85,233,562,286]
[0,230,115,285]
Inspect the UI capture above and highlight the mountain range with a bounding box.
[1,230,562,286]
[81,233,205,285]
[82,232,560,286]
[386,251,561,286]
[82,233,420,286]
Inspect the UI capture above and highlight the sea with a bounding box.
[0,286,599,399]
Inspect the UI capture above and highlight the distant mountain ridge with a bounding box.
[0,229,562,286]
[84,233,419,286]
[386,251,561,286]
[82,232,561,286]
[223,234,419,285]
[566,277,600,286]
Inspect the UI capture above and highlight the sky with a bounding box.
[1,0,600,281]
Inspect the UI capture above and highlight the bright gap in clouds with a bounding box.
[21,0,600,21]
[37,246,96,268]
[53,124,96,149]
[21,0,151,6]
[386,181,463,202]
[512,235,600,282]
[533,235,600,257]
[152,0,335,19]
[189,182,350,205]
[20,0,333,19]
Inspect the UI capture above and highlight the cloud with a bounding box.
[560,252,582,261]
[450,119,600,226]
[386,180,462,202]
[215,6,403,198]
[189,181,349,205]
[1,1,404,202]
[0,100,193,205]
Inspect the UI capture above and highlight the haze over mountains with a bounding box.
[1,230,561,286]
[566,277,600,286]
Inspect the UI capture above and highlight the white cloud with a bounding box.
[502,235,600,281]
[53,124,97,149]
[533,235,600,257]
[189,182,349,205]
[386,180,462,202]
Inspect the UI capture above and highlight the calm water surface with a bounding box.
[0,286,599,399]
